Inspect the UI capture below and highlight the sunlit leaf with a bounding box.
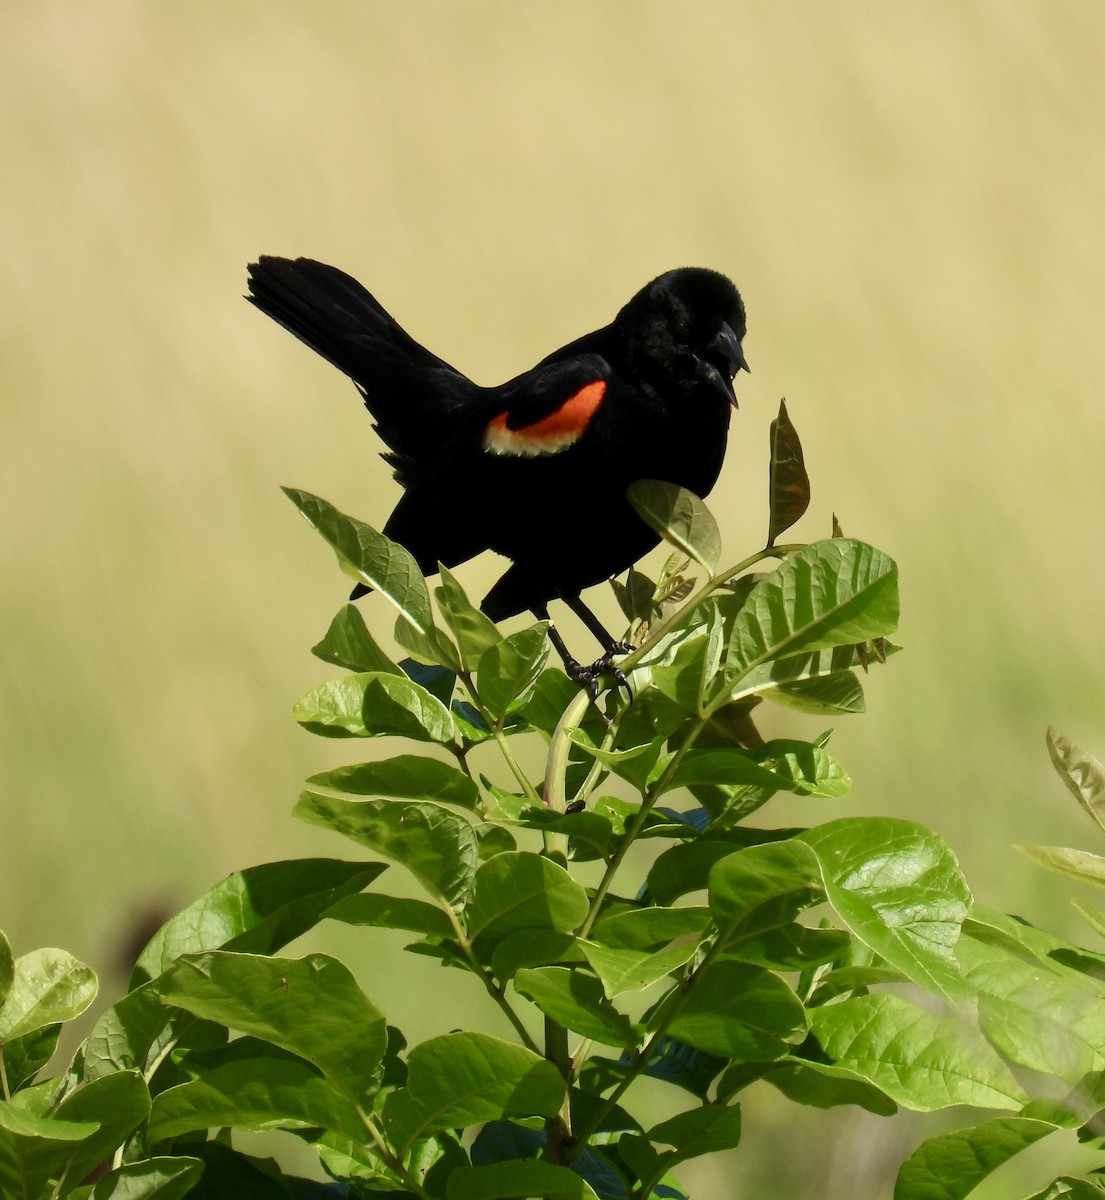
[283,488,433,633]
[436,566,503,671]
[308,755,479,809]
[296,793,478,906]
[1047,727,1105,837]
[0,948,97,1042]
[1016,844,1105,888]
[161,952,387,1105]
[84,1156,205,1200]
[513,967,639,1047]
[447,1160,599,1200]
[465,852,588,940]
[476,623,550,720]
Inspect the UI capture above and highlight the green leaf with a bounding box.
[308,755,480,808]
[665,961,808,1060]
[32,1073,152,1195]
[85,1157,205,1200]
[578,941,696,998]
[1020,1180,1105,1200]
[767,398,810,546]
[1017,844,1105,888]
[147,1056,365,1143]
[766,670,866,716]
[591,906,711,950]
[659,743,849,799]
[521,670,580,734]
[0,933,12,1009]
[567,730,665,792]
[447,1160,599,1200]
[296,793,478,906]
[476,623,550,720]
[709,840,825,946]
[294,670,455,742]
[513,967,639,1047]
[716,539,899,702]
[1048,727,1105,837]
[490,930,582,979]
[133,858,384,986]
[1,1025,60,1092]
[956,928,1105,1084]
[436,566,503,670]
[394,614,463,672]
[809,993,1026,1111]
[802,817,971,1004]
[0,1102,100,1200]
[0,948,97,1041]
[893,1115,1058,1200]
[465,852,588,940]
[283,488,433,633]
[647,839,751,905]
[627,479,721,572]
[325,893,455,938]
[160,952,387,1105]
[311,604,404,674]
[383,1032,565,1154]
[759,1059,897,1115]
[647,1102,743,1164]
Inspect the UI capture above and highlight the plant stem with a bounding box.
[577,718,708,941]
[457,668,542,805]
[543,1016,574,1165]
[444,907,541,1054]
[541,688,592,865]
[617,543,806,674]
[355,1104,434,1200]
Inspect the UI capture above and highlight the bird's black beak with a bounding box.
[706,322,750,408]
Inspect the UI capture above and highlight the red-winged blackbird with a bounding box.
[247,257,748,687]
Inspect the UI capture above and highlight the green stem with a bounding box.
[577,718,708,941]
[444,907,541,1054]
[0,1046,9,1102]
[573,935,726,1149]
[355,1104,434,1200]
[543,1016,574,1165]
[618,543,806,674]
[457,668,542,805]
[541,689,592,864]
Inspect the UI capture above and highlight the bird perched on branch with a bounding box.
[247,257,748,691]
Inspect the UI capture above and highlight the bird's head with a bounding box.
[618,267,749,408]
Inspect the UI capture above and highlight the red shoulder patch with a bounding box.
[483,380,607,457]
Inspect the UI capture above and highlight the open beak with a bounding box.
[707,322,750,408]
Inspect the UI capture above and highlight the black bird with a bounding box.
[247,257,748,689]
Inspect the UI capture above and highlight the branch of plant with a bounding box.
[444,907,541,1055]
[355,1104,434,1200]
[577,718,708,941]
[617,542,807,675]
[543,1015,574,1165]
[572,934,728,1149]
[456,668,543,806]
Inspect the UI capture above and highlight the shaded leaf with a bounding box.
[311,604,403,675]
[436,566,503,671]
[383,1032,564,1154]
[893,1115,1057,1200]
[85,1156,205,1200]
[646,1102,742,1164]
[147,1057,365,1143]
[767,398,810,546]
[325,893,454,939]
[476,623,550,720]
[133,858,384,986]
[447,1160,599,1200]
[465,852,588,940]
[627,480,721,572]
[513,967,639,1047]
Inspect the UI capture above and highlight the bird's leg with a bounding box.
[545,623,603,701]
[559,593,633,696]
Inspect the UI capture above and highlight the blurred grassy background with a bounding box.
[4,1,1105,1193]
